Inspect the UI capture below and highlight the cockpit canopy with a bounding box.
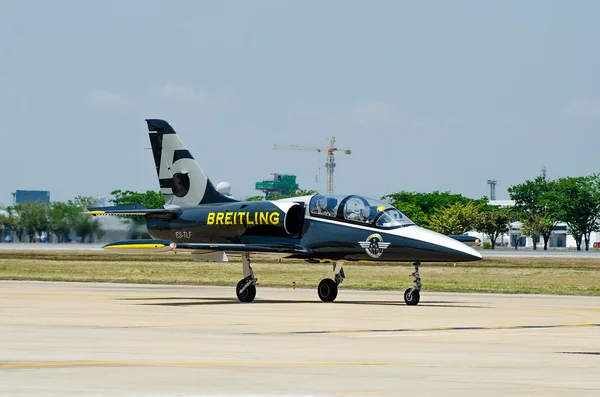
[309,194,414,228]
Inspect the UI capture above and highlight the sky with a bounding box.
[1,0,599,206]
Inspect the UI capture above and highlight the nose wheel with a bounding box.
[404,288,420,305]
[317,261,345,302]
[318,278,338,302]
[404,262,421,306]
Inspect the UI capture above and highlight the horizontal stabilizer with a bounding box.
[87,205,180,217]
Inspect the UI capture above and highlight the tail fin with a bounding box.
[146,119,236,206]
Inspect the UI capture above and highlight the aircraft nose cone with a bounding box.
[399,227,483,262]
[435,231,483,261]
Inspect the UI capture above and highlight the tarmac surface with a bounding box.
[1,281,599,397]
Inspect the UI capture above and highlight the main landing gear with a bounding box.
[318,261,345,302]
[403,262,422,306]
[233,256,423,306]
[236,252,257,303]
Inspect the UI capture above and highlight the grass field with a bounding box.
[0,250,599,295]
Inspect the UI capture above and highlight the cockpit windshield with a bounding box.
[309,194,414,228]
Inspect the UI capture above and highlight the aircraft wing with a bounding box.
[103,239,311,254]
[176,243,312,254]
[87,205,180,217]
[448,235,482,247]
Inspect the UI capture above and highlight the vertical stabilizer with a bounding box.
[146,119,236,206]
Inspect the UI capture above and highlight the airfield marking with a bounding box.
[256,323,600,335]
[0,361,409,369]
[2,361,599,370]
[0,291,176,299]
[493,306,593,320]
[522,387,574,392]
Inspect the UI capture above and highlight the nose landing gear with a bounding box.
[317,261,345,302]
[404,262,421,306]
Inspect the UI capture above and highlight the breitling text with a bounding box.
[206,211,280,226]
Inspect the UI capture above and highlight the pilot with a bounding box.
[311,195,325,214]
[360,207,370,223]
[315,199,323,214]
[324,197,338,216]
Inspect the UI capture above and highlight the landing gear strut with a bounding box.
[318,261,345,302]
[236,252,257,303]
[404,262,421,306]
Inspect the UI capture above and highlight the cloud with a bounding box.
[86,90,134,109]
[157,84,230,105]
[566,98,600,121]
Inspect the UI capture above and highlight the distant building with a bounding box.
[12,190,50,205]
[255,174,299,199]
[469,200,599,249]
[92,195,107,207]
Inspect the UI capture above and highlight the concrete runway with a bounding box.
[1,282,599,397]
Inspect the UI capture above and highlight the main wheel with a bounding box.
[318,278,338,302]
[404,288,420,306]
[236,279,256,303]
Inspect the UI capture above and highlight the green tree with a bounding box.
[553,175,600,251]
[508,175,560,250]
[69,196,102,243]
[248,189,318,201]
[3,206,26,242]
[567,225,584,251]
[109,190,165,232]
[475,207,510,249]
[71,195,95,210]
[382,191,486,227]
[520,214,548,250]
[73,216,101,243]
[109,190,165,208]
[428,202,483,235]
[48,202,81,243]
[0,207,19,242]
[14,201,50,242]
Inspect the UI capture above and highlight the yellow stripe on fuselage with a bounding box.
[86,211,106,215]
[105,244,165,249]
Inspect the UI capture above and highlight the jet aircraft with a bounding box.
[88,119,483,305]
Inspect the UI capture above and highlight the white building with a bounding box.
[468,200,600,249]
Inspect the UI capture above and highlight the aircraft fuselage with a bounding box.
[146,197,481,263]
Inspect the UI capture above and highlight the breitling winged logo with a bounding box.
[358,233,391,258]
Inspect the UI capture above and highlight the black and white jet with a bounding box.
[89,119,483,305]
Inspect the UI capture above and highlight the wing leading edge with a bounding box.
[103,239,311,255]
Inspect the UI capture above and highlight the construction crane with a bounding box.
[274,137,351,194]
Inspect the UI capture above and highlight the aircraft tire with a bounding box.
[236,279,256,303]
[318,278,338,302]
[404,288,420,306]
